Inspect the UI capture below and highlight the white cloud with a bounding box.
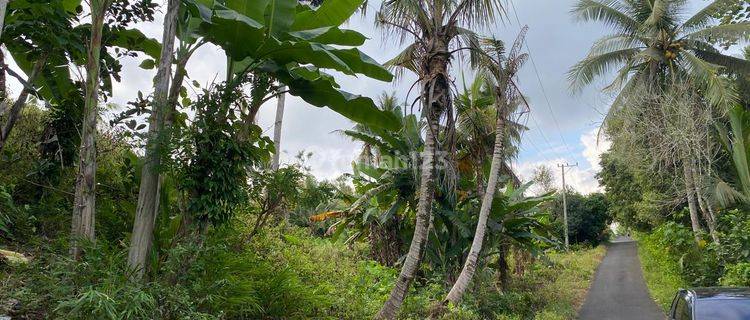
[580,128,611,172]
[515,128,611,195]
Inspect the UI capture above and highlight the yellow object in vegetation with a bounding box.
[0,249,29,265]
[310,210,345,222]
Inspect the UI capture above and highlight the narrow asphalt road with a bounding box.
[577,236,665,320]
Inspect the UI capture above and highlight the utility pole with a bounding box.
[558,162,577,250]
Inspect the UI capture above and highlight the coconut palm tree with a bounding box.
[272,86,286,171]
[569,0,750,243]
[569,0,750,107]
[374,0,504,316]
[445,30,529,304]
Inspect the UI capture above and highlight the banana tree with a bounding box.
[184,0,398,129]
[716,105,750,205]
[484,182,556,286]
[314,102,423,266]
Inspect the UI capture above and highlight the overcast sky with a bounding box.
[7,0,722,194]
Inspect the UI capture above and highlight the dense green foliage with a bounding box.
[0,0,610,316]
[15,0,750,318]
[550,192,611,246]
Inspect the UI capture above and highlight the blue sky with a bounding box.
[5,0,720,193]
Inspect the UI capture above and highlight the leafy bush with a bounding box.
[722,263,750,286]
[645,222,722,286]
[551,192,612,246]
[638,229,689,311]
[716,210,750,264]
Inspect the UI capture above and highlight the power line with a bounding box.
[527,109,557,153]
[519,113,557,164]
[508,0,575,157]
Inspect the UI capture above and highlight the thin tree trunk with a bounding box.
[375,35,450,320]
[704,199,719,243]
[0,0,8,40]
[0,57,45,152]
[375,117,437,320]
[691,165,719,244]
[445,110,505,304]
[272,86,285,171]
[0,49,6,104]
[496,244,510,291]
[695,190,719,244]
[681,149,702,244]
[71,0,108,259]
[127,0,179,278]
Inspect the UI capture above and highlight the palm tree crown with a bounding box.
[569,0,750,107]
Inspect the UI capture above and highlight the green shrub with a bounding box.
[722,263,750,286]
[638,229,688,311]
[717,210,750,264]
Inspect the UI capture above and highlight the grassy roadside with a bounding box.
[637,234,687,311]
[530,246,607,320]
[401,245,607,320]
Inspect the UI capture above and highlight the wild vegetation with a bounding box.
[573,0,750,305]
[1,0,748,319]
[0,0,619,319]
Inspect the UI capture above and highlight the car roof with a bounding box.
[688,287,750,300]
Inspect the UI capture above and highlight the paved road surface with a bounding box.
[578,236,665,320]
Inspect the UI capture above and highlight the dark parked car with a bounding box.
[670,287,750,320]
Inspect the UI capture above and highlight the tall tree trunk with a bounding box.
[0,0,8,40]
[496,243,510,291]
[692,166,719,244]
[0,57,45,152]
[272,86,285,171]
[71,0,108,259]
[0,49,6,104]
[444,110,505,304]
[0,0,6,111]
[375,37,449,320]
[681,149,702,244]
[127,0,179,278]
[375,119,436,320]
[695,190,719,244]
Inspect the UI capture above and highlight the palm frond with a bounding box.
[727,105,750,198]
[568,47,640,91]
[384,43,420,79]
[691,48,750,75]
[680,51,739,107]
[603,72,643,123]
[681,0,740,33]
[683,22,750,45]
[643,0,667,28]
[452,0,506,29]
[712,178,747,207]
[455,27,482,65]
[589,34,644,55]
[377,0,431,44]
[571,0,640,34]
